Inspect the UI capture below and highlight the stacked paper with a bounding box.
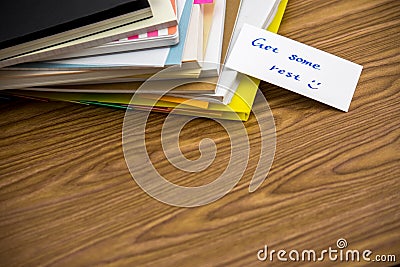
[0,0,289,121]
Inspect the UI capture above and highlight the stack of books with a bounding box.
[0,0,288,121]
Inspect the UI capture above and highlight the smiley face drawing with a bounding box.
[308,80,322,90]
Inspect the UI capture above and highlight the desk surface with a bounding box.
[0,0,399,266]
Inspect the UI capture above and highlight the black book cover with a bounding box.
[0,0,151,50]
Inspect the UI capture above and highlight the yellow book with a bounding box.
[209,0,289,121]
[131,0,289,121]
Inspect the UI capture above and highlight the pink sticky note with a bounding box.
[147,30,159,38]
[128,35,139,40]
[194,0,213,4]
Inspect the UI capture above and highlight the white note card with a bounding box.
[225,24,363,111]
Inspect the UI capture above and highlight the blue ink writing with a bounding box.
[288,54,321,70]
[252,38,279,53]
[248,37,324,89]
[269,65,301,81]
[308,80,322,89]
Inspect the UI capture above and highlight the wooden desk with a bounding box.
[0,0,399,266]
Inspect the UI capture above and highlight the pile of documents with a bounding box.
[0,0,288,121]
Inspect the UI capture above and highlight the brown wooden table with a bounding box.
[1,0,399,266]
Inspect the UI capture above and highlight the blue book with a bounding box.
[165,0,192,65]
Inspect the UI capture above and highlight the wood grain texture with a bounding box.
[0,0,399,266]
